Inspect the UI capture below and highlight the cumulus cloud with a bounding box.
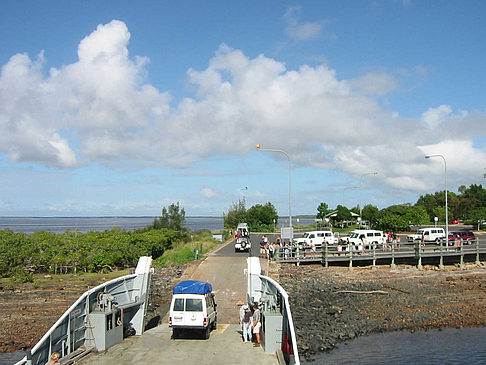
[283,6,324,41]
[201,188,216,198]
[0,20,485,195]
[421,105,452,129]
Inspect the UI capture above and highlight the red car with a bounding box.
[448,231,476,245]
[451,219,460,224]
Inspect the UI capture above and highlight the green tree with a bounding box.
[361,204,379,227]
[469,207,486,226]
[246,202,278,232]
[152,202,186,232]
[333,205,351,225]
[432,206,446,223]
[316,202,329,220]
[376,205,428,231]
[223,198,247,228]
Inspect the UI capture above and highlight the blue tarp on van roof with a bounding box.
[173,280,213,294]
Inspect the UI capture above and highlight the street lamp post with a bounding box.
[239,186,248,202]
[425,154,448,246]
[359,172,378,226]
[256,144,292,238]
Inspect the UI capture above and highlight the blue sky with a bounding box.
[1,0,485,217]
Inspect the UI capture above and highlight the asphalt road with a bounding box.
[80,239,278,365]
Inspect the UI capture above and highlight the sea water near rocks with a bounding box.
[303,327,486,364]
[6,327,486,365]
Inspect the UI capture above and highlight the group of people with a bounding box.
[238,301,262,347]
[259,235,285,260]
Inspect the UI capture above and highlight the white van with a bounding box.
[169,280,217,339]
[346,230,385,249]
[294,230,337,248]
[236,223,249,237]
[407,228,445,243]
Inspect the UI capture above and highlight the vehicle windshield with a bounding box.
[350,233,359,238]
[303,233,310,238]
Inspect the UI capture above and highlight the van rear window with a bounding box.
[186,298,203,312]
[174,298,184,311]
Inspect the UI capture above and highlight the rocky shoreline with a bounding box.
[274,262,486,361]
[3,260,486,363]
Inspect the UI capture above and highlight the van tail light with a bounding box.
[169,317,172,325]
[203,317,208,326]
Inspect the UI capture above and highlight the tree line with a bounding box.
[316,184,486,232]
[223,199,278,232]
[0,203,189,280]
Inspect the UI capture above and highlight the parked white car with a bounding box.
[294,230,337,248]
[346,229,385,249]
[169,280,217,339]
[407,227,445,243]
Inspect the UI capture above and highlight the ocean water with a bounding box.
[0,216,224,234]
[303,327,486,364]
[6,327,486,365]
[0,216,317,234]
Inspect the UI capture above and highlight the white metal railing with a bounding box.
[246,257,300,365]
[15,256,152,365]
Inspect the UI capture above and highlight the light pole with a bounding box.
[425,154,448,243]
[239,186,248,202]
[256,144,292,238]
[359,172,378,226]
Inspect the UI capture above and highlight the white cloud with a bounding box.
[0,20,485,196]
[283,6,324,41]
[421,105,452,129]
[201,188,216,198]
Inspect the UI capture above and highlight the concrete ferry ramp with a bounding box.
[80,240,278,364]
[80,323,277,365]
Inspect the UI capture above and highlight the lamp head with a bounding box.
[425,155,430,159]
[256,144,261,149]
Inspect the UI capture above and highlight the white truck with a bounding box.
[294,230,337,249]
[346,229,386,250]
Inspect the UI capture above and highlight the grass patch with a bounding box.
[154,230,225,268]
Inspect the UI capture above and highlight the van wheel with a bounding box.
[435,238,440,244]
[203,326,210,339]
[212,318,217,330]
[173,329,180,339]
